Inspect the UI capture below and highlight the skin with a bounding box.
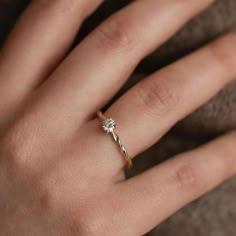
[0,0,236,235]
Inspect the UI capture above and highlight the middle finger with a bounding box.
[83,30,236,175]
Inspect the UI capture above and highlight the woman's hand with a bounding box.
[0,0,236,235]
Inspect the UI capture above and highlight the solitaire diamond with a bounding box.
[102,118,116,133]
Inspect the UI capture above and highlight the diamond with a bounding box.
[102,118,116,133]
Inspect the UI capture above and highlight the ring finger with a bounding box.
[83,30,236,177]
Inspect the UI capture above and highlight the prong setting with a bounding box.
[102,118,116,133]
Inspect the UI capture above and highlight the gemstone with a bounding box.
[102,118,116,133]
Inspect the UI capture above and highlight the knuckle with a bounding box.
[73,198,116,236]
[1,120,38,173]
[96,17,135,50]
[135,77,179,116]
[36,176,62,213]
[208,34,236,75]
[219,131,236,178]
[77,213,111,236]
[172,164,198,190]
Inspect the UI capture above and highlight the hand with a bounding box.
[0,0,235,235]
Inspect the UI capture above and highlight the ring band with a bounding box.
[97,111,133,169]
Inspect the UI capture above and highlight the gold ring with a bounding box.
[97,111,133,169]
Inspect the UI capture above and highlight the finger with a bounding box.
[114,131,236,236]
[92,29,236,171]
[31,0,214,137]
[0,0,103,125]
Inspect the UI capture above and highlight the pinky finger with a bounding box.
[116,131,236,236]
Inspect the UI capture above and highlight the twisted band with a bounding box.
[97,111,133,169]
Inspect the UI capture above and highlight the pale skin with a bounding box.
[0,0,236,235]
